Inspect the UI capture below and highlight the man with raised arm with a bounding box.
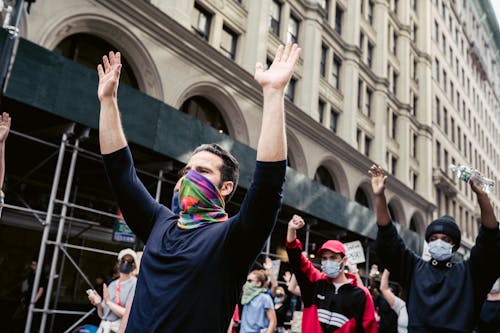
[98,43,300,333]
[286,215,377,333]
[369,165,500,333]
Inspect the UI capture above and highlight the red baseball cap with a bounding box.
[317,240,346,256]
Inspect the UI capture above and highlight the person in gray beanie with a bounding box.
[369,164,500,333]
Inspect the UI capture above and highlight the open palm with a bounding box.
[97,51,122,102]
[254,43,301,90]
[369,165,387,195]
[0,112,11,143]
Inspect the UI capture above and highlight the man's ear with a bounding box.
[219,181,234,198]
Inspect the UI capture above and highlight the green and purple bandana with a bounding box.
[177,169,228,229]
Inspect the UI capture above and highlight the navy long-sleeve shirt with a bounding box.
[103,147,286,333]
[376,221,500,333]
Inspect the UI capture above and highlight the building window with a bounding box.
[287,15,300,43]
[192,3,212,41]
[364,136,372,157]
[393,32,398,54]
[335,5,344,35]
[391,112,398,138]
[358,80,363,108]
[269,0,281,36]
[285,77,297,101]
[365,88,372,118]
[180,96,229,134]
[332,56,341,89]
[368,0,374,24]
[443,107,448,134]
[220,25,238,60]
[359,32,365,50]
[434,59,440,81]
[320,0,330,19]
[412,133,418,158]
[320,44,328,77]
[413,96,418,116]
[367,42,374,68]
[442,34,446,53]
[55,33,139,89]
[330,109,339,133]
[413,173,418,190]
[357,129,362,150]
[434,21,439,42]
[314,166,336,190]
[436,141,441,167]
[392,72,398,95]
[318,99,325,124]
[443,70,447,92]
[435,97,440,125]
[391,156,398,176]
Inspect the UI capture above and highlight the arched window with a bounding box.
[314,166,336,191]
[355,187,369,208]
[54,33,139,89]
[410,216,418,232]
[180,96,229,134]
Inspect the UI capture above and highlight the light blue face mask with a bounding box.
[428,239,453,261]
[321,260,342,279]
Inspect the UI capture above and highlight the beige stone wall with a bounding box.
[18,0,499,245]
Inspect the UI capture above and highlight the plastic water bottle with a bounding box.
[449,164,495,193]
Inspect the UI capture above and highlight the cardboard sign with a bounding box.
[344,240,365,264]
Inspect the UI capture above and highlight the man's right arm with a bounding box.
[369,165,417,285]
[98,52,161,241]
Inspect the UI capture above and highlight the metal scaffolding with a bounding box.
[2,125,174,333]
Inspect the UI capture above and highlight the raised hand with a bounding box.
[288,214,305,231]
[368,164,387,195]
[102,283,110,304]
[254,43,301,91]
[0,112,11,143]
[97,51,122,102]
[263,257,273,271]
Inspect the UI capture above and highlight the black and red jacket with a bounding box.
[286,238,378,333]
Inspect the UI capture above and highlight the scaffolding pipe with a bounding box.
[39,139,80,332]
[155,169,164,202]
[25,133,68,333]
[46,241,119,256]
[62,308,96,333]
[58,245,94,289]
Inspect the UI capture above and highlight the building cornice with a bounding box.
[285,102,433,211]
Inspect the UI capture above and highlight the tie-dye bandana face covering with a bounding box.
[177,169,228,229]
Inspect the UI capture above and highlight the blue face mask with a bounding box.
[321,260,342,279]
[171,191,180,215]
[274,296,283,304]
[428,239,453,261]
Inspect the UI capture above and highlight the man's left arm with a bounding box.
[227,44,300,259]
[469,181,500,300]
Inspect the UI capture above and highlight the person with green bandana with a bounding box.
[97,42,301,333]
[240,270,277,333]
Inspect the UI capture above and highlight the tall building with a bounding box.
[0,0,498,330]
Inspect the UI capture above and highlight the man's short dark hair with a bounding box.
[192,143,239,202]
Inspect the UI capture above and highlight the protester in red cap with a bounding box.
[369,164,500,333]
[286,215,377,333]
